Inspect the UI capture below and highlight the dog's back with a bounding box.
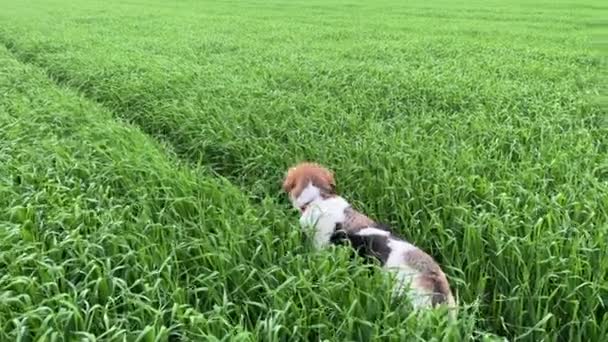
[332,220,456,314]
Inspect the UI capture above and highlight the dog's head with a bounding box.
[282,162,336,212]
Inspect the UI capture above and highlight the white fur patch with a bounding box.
[383,239,432,307]
[357,227,391,237]
[299,196,350,249]
[385,239,417,265]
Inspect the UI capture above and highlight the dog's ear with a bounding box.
[282,168,295,193]
[323,169,336,194]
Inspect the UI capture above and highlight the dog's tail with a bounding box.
[431,273,458,321]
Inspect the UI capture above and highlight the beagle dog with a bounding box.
[282,162,456,316]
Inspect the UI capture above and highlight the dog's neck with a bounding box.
[299,193,334,213]
[298,194,351,250]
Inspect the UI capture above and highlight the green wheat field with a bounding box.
[0,0,606,340]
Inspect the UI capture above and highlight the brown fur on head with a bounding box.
[282,162,336,200]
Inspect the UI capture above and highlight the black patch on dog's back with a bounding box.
[347,233,391,265]
[330,223,392,265]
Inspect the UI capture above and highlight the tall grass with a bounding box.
[0,0,606,340]
[0,47,487,340]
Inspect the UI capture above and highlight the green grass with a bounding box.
[0,46,481,341]
[0,0,606,340]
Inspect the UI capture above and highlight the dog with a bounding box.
[282,162,456,316]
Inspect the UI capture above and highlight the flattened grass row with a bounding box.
[1,0,606,340]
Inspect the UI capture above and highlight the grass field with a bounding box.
[0,0,606,340]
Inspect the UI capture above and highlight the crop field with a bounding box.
[0,0,606,340]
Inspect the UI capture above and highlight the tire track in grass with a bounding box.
[0,44,490,340]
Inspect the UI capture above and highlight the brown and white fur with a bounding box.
[282,162,456,316]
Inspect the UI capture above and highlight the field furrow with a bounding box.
[1,0,606,340]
